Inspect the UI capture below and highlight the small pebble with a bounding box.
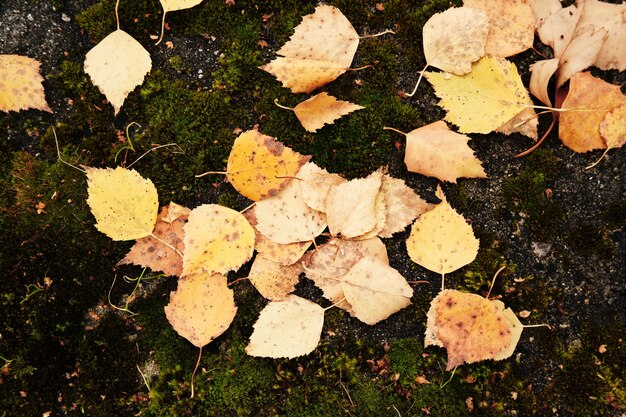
[27,13,34,21]
[61,13,71,22]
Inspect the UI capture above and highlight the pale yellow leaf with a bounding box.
[260,58,346,94]
[160,0,203,12]
[84,30,152,114]
[288,92,364,132]
[297,162,346,213]
[0,55,51,113]
[600,104,626,151]
[403,121,487,183]
[254,177,327,244]
[226,130,310,201]
[117,203,189,276]
[182,204,254,276]
[276,5,359,69]
[260,5,359,93]
[378,175,432,238]
[304,237,388,313]
[406,186,479,275]
[325,171,383,238]
[529,58,559,107]
[243,208,312,266]
[341,256,413,325]
[425,57,535,134]
[422,7,489,75]
[559,72,626,152]
[85,166,158,241]
[464,0,535,57]
[164,272,236,348]
[246,295,324,359]
[556,25,607,88]
[576,0,626,71]
[528,0,561,29]
[425,289,522,370]
[248,255,302,301]
[537,5,581,59]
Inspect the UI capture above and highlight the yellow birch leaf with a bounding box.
[600,104,626,151]
[254,177,327,245]
[248,255,302,301]
[243,208,311,266]
[402,121,487,183]
[425,56,535,134]
[341,256,413,325]
[84,30,152,114]
[260,5,359,93]
[464,0,535,57]
[425,289,522,370]
[280,92,364,132]
[297,162,346,213]
[182,204,254,276]
[0,55,51,113]
[529,58,559,107]
[559,72,626,153]
[246,295,324,359]
[304,237,388,314]
[406,186,479,275]
[325,171,383,238]
[117,203,189,276]
[422,7,489,75]
[226,130,310,201]
[85,166,158,241]
[260,58,346,94]
[164,272,236,348]
[378,175,432,238]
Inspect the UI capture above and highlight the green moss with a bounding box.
[388,338,423,386]
[565,223,614,259]
[76,0,158,42]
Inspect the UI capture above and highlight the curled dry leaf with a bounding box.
[118,202,190,276]
[0,55,51,113]
[254,177,327,245]
[529,58,559,107]
[182,204,255,276]
[297,162,346,213]
[248,255,303,301]
[528,0,561,29]
[260,5,359,93]
[341,256,413,325]
[464,0,535,57]
[85,166,158,241]
[425,289,523,370]
[425,57,536,135]
[325,171,383,238]
[246,295,324,359]
[305,237,388,313]
[279,92,364,132]
[576,0,626,71]
[401,121,487,183]
[559,72,626,153]
[243,208,311,266]
[422,7,489,75]
[406,186,479,275]
[226,130,310,201]
[84,30,152,114]
[164,272,237,348]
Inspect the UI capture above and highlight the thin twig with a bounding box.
[126,143,184,169]
[53,127,86,174]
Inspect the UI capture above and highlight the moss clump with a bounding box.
[565,223,614,259]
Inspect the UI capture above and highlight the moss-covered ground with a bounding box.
[1,0,625,415]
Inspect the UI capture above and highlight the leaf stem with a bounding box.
[115,0,120,31]
[227,276,249,287]
[404,64,429,98]
[515,112,556,158]
[523,323,553,330]
[156,10,167,45]
[324,297,347,311]
[53,127,86,174]
[273,98,295,111]
[486,265,506,299]
[440,273,445,291]
[347,65,374,71]
[585,148,610,170]
[382,126,407,136]
[190,346,202,398]
[150,232,183,257]
[195,170,228,178]
[359,29,395,39]
[126,143,184,169]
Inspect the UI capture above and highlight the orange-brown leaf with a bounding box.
[288,92,364,132]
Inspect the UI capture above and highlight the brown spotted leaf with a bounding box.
[0,55,51,113]
[248,255,302,301]
[425,289,523,370]
[164,272,237,348]
[117,203,189,276]
[226,130,310,201]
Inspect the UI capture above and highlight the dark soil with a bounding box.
[1,0,624,416]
